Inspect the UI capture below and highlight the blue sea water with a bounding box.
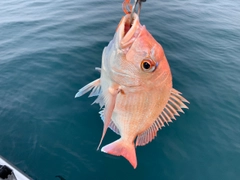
[0,0,240,179]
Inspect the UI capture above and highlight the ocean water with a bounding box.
[0,0,240,179]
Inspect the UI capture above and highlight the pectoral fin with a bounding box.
[99,110,120,135]
[97,85,121,150]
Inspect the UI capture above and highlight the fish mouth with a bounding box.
[123,15,133,37]
[118,13,141,48]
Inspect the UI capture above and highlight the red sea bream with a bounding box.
[75,13,189,168]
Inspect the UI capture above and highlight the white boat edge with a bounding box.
[0,155,32,180]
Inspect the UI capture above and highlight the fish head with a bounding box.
[111,13,171,88]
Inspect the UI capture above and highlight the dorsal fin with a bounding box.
[136,88,189,146]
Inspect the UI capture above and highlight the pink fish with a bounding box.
[75,11,189,168]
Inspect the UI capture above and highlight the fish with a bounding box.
[75,12,189,169]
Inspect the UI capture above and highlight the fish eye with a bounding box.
[140,59,156,72]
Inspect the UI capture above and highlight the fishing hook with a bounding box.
[130,0,146,24]
[131,0,146,17]
[122,0,132,14]
[122,0,146,20]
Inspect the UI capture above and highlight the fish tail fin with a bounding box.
[101,139,137,169]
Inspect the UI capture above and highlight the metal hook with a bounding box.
[122,0,146,24]
[130,0,146,23]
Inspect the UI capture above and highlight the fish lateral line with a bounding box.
[136,88,189,146]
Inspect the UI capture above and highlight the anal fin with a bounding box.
[99,110,120,135]
[136,88,189,146]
